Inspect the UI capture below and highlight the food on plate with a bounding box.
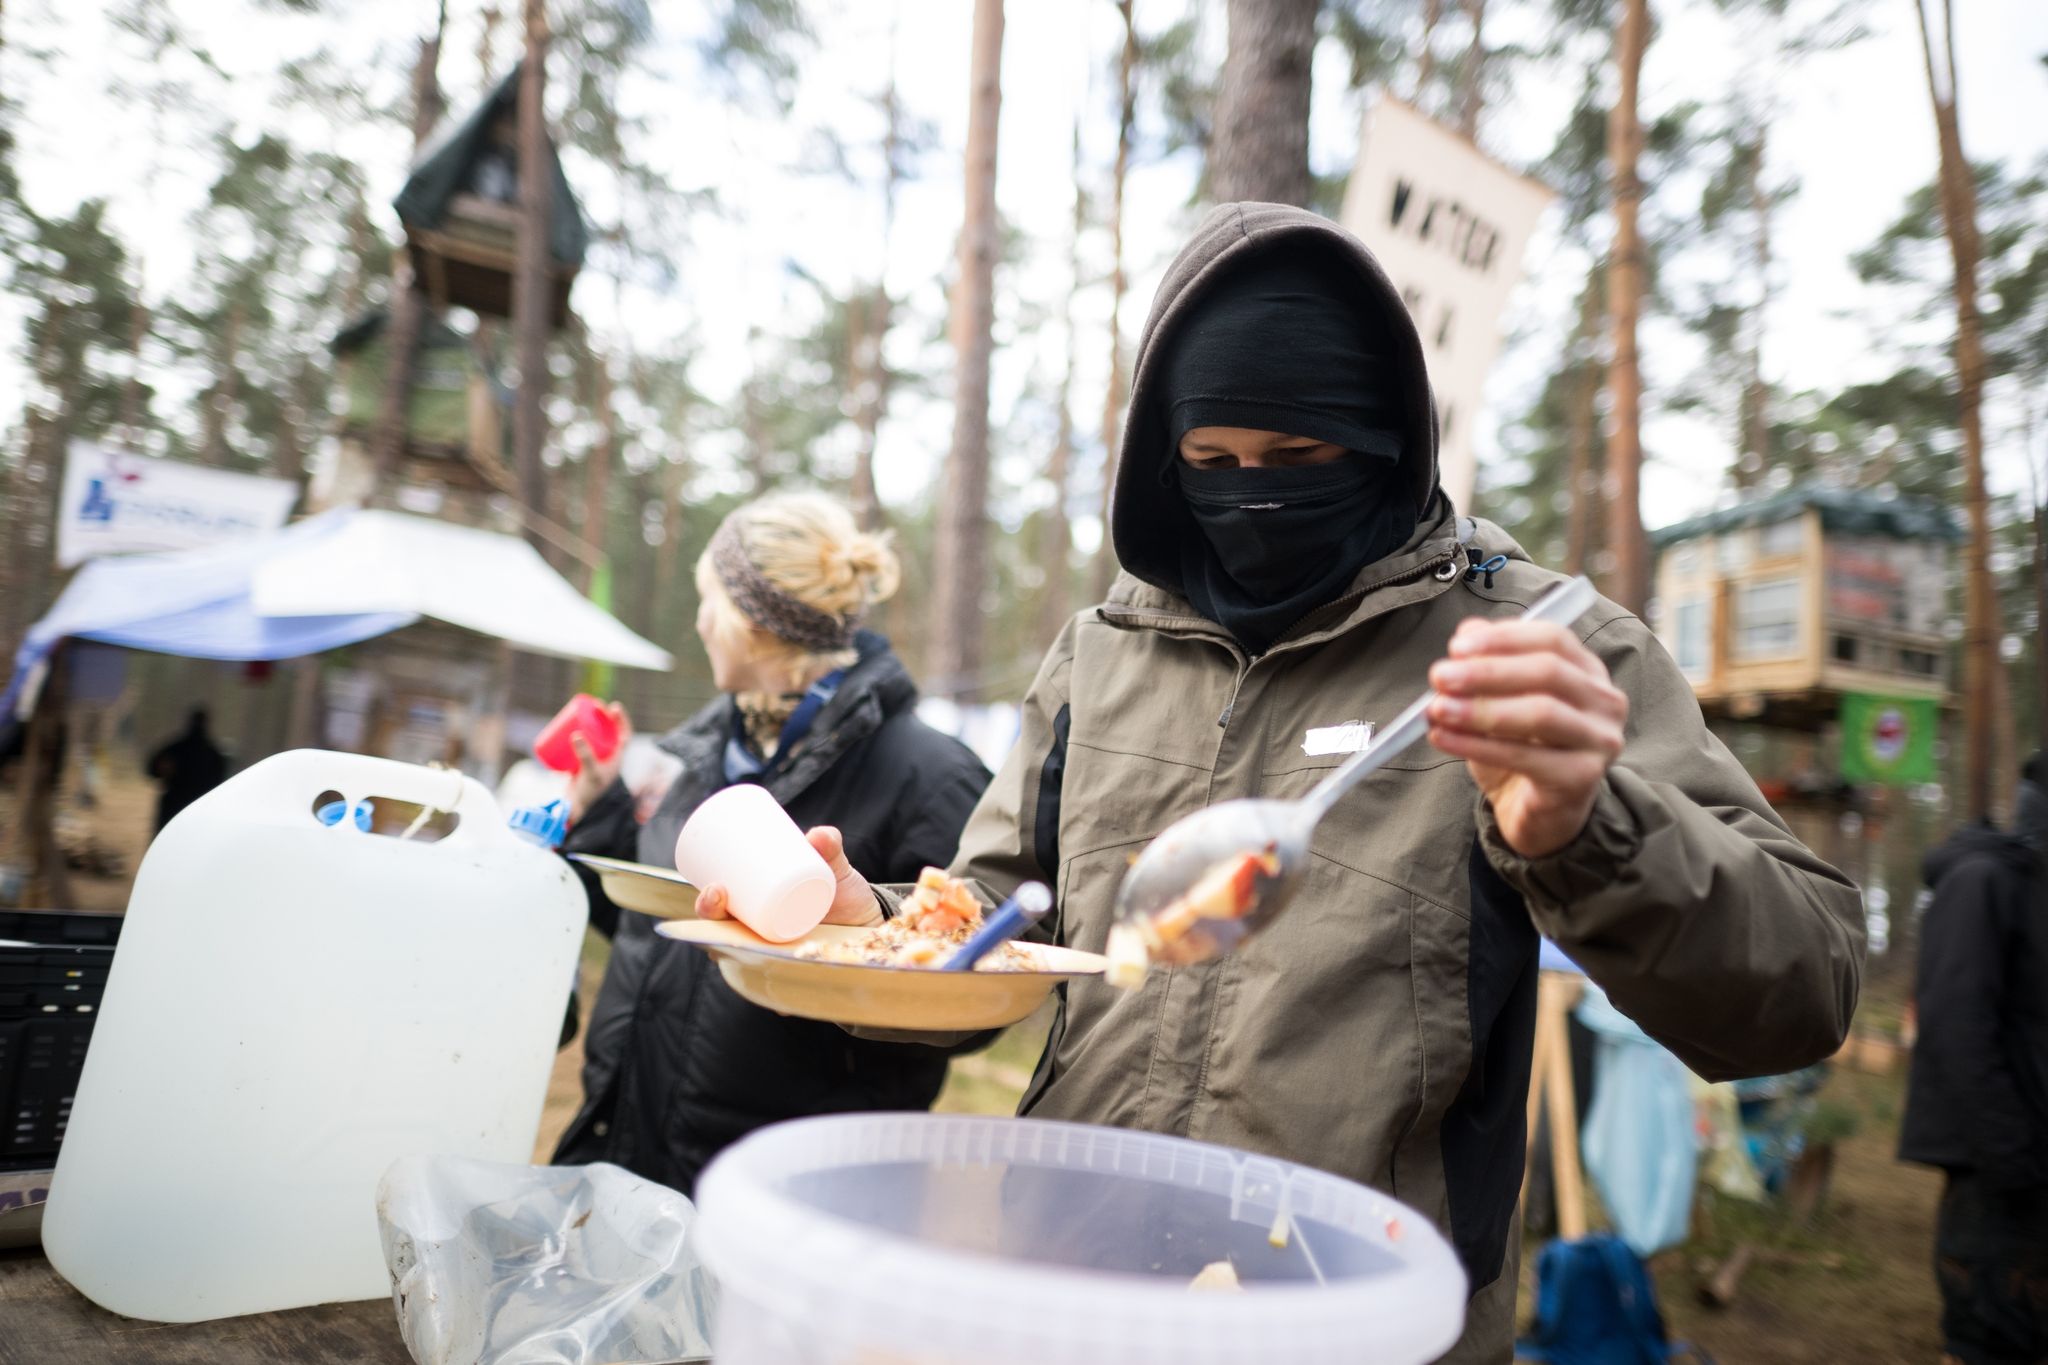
[793,868,1037,971]
[1106,846,1283,989]
[1188,1260,1243,1292]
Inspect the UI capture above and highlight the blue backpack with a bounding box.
[1515,1235,1710,1365]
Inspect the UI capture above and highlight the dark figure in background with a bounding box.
[148,709,227,832]
[1900,752,2048,1365]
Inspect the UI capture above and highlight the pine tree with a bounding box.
[929,0,1006,701]
[1210,0,1318,206]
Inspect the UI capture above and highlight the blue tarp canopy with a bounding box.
[5,508,671,722]
[3,513,412,721]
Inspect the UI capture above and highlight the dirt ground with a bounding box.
[23,765,1950,1361]
[1629,1067,1944,1363]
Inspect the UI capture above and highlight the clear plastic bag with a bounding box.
[377,1156,716,1365]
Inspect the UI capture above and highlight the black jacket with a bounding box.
[552,634,990,1195]
[1899,823,2048,1188]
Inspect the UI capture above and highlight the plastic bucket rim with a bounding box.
[693,1113,1467,1361]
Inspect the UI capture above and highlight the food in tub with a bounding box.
[793,868,1038,971]
[1189,1260,1244,1292]
[1106,845,1282,988]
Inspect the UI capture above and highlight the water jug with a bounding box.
[41,750,586,1322]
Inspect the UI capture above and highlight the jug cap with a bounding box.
[316,799,372,832]
[508,798,569,849]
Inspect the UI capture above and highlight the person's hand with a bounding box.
[565,702,632,823]
[1425,618,1628,860]
[697,826,884,927]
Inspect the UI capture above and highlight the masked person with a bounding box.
[554,491,990,1195]
[699,205,1864,1362]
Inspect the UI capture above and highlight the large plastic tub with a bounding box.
[695,1113,1466,1365]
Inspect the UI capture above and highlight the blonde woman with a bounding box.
[553,491,990,1193]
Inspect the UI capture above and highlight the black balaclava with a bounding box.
[1157,246,1415,653]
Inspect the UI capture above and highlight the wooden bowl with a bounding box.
[655,918,1106,1031]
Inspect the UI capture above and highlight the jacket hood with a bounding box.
[1110,202,1441,596]
[1924,822,2036,889]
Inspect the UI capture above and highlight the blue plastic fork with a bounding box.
[941,882,1054,972]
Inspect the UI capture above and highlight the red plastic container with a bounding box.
[534,694,622,774]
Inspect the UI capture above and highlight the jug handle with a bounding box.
[222,750,505,850]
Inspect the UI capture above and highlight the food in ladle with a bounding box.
[794,868,1036,971]
[1105,846,1282,988]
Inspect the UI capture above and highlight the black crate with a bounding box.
[0,911,121,1171]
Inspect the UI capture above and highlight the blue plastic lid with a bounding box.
[508,798,569,849]
[316,800,373,832]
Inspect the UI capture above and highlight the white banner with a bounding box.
[1339,98,1555,512]
[56,441,299,568]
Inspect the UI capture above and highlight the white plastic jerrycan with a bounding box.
[42,750,586,1323]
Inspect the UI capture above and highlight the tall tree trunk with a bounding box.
[929,0,1005,702]
[120,294,149,449]
[579,338,615,596]
[10,300,73,639]
[1565,274,1604,576]
[850,67,906,532]
[1457,0,1485,139]
[18,644,73,909]
[1210,0,1317,207]
[413,0,448,145]
[477,2,503,84]
[1092,0,1138,600]
[1914,0,1994,819]
[513,0,554,554]
[372,21,445,481]
[740,341,771,493]
[1415,0,1442,100]
[2028,409,2048,747]
[2035,479,2047,749]
[1603,0,1650,615]
[847,286,893,529]
[1736,130,1772,490]
[1040,122,1086,649]
[273,358,311,491]
[201,298,244,467]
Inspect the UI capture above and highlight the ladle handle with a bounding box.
[1301,576,1600,822]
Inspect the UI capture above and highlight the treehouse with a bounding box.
[312,308,513,528]
[392,62,587,327]
[1649,486,1959,730]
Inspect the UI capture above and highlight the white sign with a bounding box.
[57,441,299,568]
[1339,98,1555,512]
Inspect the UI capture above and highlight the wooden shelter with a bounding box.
[312,309,514,529]
[392,62,587,328]
[1649,486,1959,729]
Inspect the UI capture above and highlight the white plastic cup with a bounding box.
[673,784,835,942]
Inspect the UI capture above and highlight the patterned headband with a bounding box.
[710,518,861,653]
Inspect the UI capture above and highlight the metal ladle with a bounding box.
[1105,576,1599,984]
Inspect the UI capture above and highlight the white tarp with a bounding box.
[57,440,299,568]
[250,509,673,671]
[1338,98,1555,511]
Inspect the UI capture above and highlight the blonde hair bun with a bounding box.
[731,490,900,619]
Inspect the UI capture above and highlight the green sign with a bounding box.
[1839,692,1939,785]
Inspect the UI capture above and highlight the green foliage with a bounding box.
[697,0,814,111]
[1801,1097,1861,1147]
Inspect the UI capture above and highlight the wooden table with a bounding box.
[0,1250,412,1364]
